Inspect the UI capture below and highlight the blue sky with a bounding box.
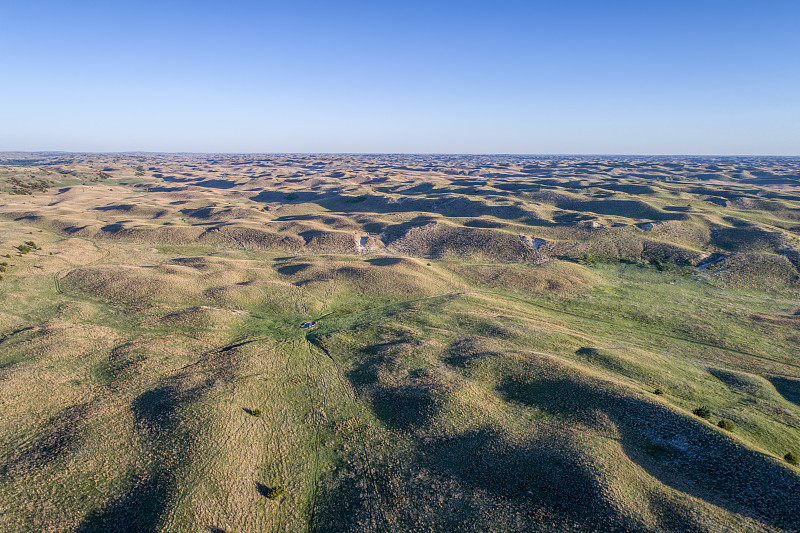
[1,0,798,154]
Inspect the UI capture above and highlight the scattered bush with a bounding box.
[653,387,664,395]
[0,266,6,272]
[717,419,735,431]
[651,258,673,272]
[265,485,285,500]
[579,252,597,267]
[251,408,262,417]
[785,452,798,466]
[693,406,712,419]
[15,244,31,254]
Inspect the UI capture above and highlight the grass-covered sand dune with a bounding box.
[1,153,799,532]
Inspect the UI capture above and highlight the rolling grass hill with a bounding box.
[1,153,799,532]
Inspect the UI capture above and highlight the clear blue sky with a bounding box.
[2,0,798,154]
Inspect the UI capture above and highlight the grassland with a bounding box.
[0,153,799,532]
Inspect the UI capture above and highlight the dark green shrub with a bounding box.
[251,408,262,417]
[579,252,597,267]
[651,259,673,272]
[15,244,31,254]
[653,387,664,395]
[265,485,285,500]
[717,419,734,431]
[693,406,711,419]
[0,266,6,272]
[785,452,798,466]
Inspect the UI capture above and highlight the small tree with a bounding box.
[693,406,711,419]
[265,485,285,500]
[717,419,734,431]
[785,452,798,466]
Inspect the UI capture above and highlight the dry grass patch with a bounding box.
[62,265,202,306]
[449,260,601,294]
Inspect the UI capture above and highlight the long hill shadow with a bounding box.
[250,189,538,220]
[770,376,800,407]
[499,375,800,531]
[316,343,636,531]
[75,379,216,533]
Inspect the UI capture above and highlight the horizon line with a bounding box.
[2,150,799,158]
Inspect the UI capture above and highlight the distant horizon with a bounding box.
[2,150,799,158]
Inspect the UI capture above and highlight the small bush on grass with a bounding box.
[251,408,262,417]
[693,406,711,419]
[265,485,285,500]
[651,259,673,272]
[579,253,597,267]
[653,387,664,395]
[717,419,734,431]
[785,452,798,466]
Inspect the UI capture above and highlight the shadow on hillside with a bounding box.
[75,380,216,533]
[251,190,537,220]
[365,257,404,266]
[770,376,800,408]
[2,403,89,475]
[498,375,800,531]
